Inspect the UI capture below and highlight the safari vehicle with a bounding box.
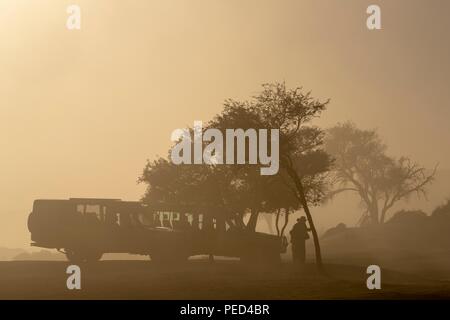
[28,198,287,263]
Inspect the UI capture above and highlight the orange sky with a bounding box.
[1,0,449,247]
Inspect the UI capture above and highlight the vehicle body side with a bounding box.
[28,198,287,263]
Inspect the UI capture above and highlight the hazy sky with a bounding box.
[1,0,449,247]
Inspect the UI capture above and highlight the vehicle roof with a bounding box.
[32,199,216,215]
[34,198,127,205]
[69,198,123,204]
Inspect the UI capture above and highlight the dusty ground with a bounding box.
[0,259,449,299]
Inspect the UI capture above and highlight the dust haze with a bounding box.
[1,0,450,299]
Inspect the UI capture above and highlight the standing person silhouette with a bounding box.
[290,216,310,267]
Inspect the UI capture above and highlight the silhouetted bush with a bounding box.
[387,209,428,225]
[431,199,450,219]
[322,223,347,239]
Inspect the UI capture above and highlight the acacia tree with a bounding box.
[139,157,250,227]
[139,154,298,232]
[247,83,331,269]
[206,100,290,232]
[325,122,437,225]
[140,82,332,270]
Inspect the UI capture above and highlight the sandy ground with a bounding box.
[0,259,449,299]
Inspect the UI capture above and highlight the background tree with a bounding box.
[325,122,437,225]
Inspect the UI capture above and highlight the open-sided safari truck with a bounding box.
[27,198,287,264]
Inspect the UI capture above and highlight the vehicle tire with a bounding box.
[65,249,85,263]
[85,251,103,262]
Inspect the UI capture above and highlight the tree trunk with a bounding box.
[246,208,260,231]
[280,208,290,237]
[286,166,323,271]
[275,208,281,236]
[235,212,246,229]
[368,202,379,225]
